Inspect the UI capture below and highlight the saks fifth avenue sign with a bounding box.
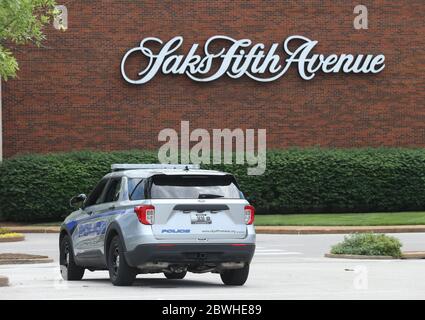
[121,35,385,84]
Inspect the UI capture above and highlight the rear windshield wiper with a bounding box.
[198,194,224,199]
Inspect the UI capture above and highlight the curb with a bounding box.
[255,225,425,235]
[0,235,25,242]
[0,276,9,287]
[401,251,425,259]
[325,251,425,260]
[324,253,395,259]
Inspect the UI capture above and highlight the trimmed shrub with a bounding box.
[0,150,158,222]
[207,148,425,214]
[1,148,425,222]
[330,233,402,257]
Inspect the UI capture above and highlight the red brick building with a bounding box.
[2,0,424,158]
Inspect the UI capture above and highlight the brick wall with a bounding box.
[3,0,425,157]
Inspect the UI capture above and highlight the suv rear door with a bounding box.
[138,174,249,241]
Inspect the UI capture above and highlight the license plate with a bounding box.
[191,213,212,224]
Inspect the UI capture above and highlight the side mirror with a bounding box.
[70,194,87,209]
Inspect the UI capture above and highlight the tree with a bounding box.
[0,0,57,80]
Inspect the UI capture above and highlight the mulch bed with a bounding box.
[0,253,53,265]
[0,253,48,260]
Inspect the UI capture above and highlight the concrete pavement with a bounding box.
[0,233,425,299]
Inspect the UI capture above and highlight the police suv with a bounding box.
[59,164,256,286]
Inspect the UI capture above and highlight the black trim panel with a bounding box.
[173,204,229,212]
[125,243,255,267]
[74,250,106,269]
[105,221,127,252]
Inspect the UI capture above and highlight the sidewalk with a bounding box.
[3,224,425,235]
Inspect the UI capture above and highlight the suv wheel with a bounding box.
[220,264,249,286]
[164,271,187,280]
[107,235,137,286]
[60,235,85,281]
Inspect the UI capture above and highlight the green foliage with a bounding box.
[0,227,10,235]
[206,148,425,214]
[0,150,158,222]
[1,148,425,222]
[0,0,56,80]
[0,232,22,238]
[330,233,402,257]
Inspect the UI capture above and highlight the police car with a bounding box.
[59,164,256,286]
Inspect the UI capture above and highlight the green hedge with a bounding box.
[1,148,425,222]
[0,150,158,222]
[330,233,402,257]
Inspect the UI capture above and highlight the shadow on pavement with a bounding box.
[81,277,223,288]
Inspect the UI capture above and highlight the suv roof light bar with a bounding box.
[111,164,200,172]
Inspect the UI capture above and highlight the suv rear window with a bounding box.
[128,178,145,200]
[129,175,243,200]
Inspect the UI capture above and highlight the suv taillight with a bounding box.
[135,205,155,225]
[244,205,255,225]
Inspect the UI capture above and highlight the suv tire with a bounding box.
[220,264,249,286]
[60,235,85,281]
[108,235,137,286]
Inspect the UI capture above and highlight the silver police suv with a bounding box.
[60,164,256,286]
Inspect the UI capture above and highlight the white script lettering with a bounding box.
[121,35,385,84]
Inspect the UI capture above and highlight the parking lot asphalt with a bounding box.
[1,233,425,299]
